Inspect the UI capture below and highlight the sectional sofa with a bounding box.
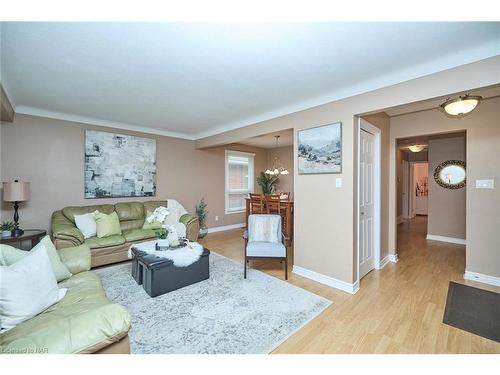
[0,243,131,354]
[51,200,199,267]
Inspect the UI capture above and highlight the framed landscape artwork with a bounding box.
[84,130,157,198]
[298,122,342,174]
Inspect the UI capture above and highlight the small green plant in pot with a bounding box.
[257,172,280,194]
[1,221,15,237]
[196,198,208,239]
[155,228,169,247]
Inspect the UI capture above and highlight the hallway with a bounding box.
[200,218,500,353]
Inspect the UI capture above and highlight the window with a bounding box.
[225,150,255,213]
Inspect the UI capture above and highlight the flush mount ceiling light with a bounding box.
[441,94,482,116]
[265,136,289,175]
[408,145,426,153]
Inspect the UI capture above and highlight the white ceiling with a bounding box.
[238,129,293,149]
[1,22,500,139]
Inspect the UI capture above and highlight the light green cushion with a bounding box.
[0,236,72,282]
[35,236,72,282]
[123,229,157,242]
[58,244,91,275]
[142,210,163,230]
[0,244,27,266]
[0,271,131,354]
[95,211,122,238]
[84,235,126,249]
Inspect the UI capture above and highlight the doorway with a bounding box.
[402,161,429,219]
[358,118,381,280]
[396,131,466,256]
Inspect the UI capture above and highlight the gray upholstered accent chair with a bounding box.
[244,214,288,280]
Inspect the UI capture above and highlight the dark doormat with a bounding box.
[443,282,500,342]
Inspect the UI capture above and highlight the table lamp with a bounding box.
[2,180,31,237]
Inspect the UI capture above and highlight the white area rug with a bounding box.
[95,252,331,354]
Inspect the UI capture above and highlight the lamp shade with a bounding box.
[408,145,425,153]
[441,95,482,116]
[3,181,31,202]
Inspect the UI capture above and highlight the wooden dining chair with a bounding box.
[249,193,266,214]
[279,192,291,201]
[266,194,282,215]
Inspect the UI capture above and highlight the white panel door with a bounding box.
[359,129,375,279]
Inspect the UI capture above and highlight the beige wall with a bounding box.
[266,146,294,194]
[0,114,268,232]
[427,135,466,239]
[391,97,500,278]
[197,56,500,284]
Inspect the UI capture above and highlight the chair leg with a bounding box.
[244,256,247,279]
[284,257,288,280]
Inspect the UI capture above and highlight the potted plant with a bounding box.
[257,172,280,194]
[196,198,208,238]
[155,228,170,248]
[1,221,14,237]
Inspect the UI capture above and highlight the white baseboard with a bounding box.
[388,254,399,263]
[426,234,466,245]
[292,265,359,294]
[464,270,500,287]
[397,216,404,224]
[207,223,245,233]
[378,255,390,269]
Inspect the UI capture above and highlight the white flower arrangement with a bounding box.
[166,225,180,246]
[146,206,170,224]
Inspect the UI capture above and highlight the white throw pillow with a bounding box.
[0,245,67,331]
[74,213,97,239]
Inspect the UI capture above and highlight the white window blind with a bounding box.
[225,150,255,213]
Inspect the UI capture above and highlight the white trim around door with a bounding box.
[357,118,382,287]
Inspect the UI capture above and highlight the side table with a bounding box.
[0,229,47,250]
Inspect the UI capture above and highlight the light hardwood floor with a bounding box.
[199,216,500,353]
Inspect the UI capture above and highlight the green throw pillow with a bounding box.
[0,244,27,266]
[95,211,122,238]
[0,235,72,282]
[142,210,163,230]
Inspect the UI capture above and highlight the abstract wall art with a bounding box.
[84,130,157,198]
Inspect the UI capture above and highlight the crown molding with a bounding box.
[14,105,196,140]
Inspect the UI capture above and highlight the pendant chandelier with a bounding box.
[265,136,289,175]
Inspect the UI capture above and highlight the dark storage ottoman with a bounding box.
[131,247,147,285]
[137,248,210,297]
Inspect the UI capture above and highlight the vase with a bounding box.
[2,230,11,237]
[157,239,170,248]
[198,225,208,239]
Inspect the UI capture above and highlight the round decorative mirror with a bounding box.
[433,160,466,189]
